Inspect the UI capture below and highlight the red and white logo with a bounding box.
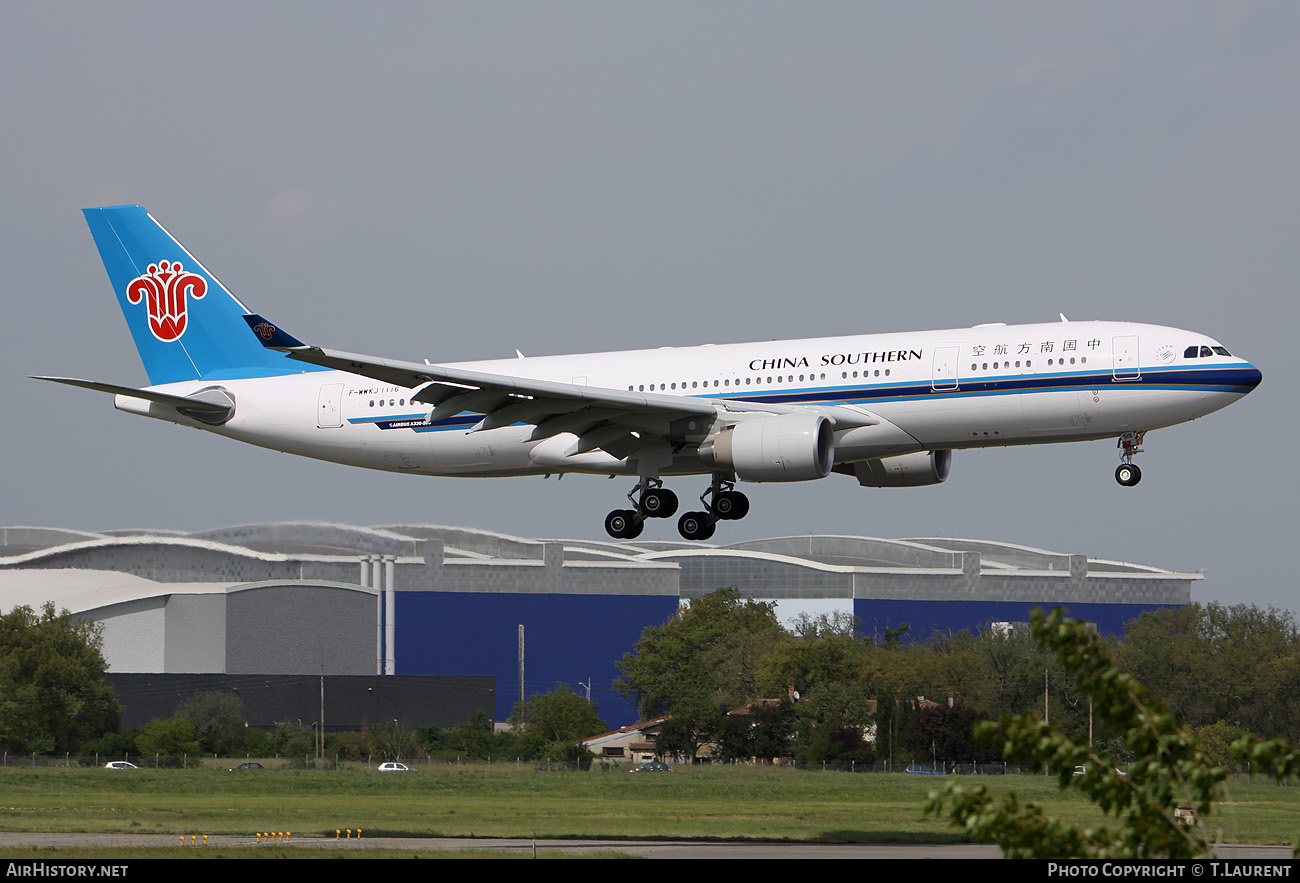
[125,260,207,342]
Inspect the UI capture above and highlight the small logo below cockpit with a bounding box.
[125,260,207,342]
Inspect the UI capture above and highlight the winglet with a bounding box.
[243,314,309,350]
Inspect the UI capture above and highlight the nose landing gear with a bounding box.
[1115,431,1145,487]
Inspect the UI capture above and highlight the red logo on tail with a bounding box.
[125,260,207,342]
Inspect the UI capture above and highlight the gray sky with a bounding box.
[2,3,1294,612]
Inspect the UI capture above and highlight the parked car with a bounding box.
[377,762,411,771]
[104,761,138,769]
[904,764,942,775]
[229,762,265,771]
[629,761,672,772]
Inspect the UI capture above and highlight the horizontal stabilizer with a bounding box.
[33,376,234,423]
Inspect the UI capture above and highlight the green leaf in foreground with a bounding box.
[925,608,1225,859]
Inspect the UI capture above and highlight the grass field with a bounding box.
[1,765,1298,847]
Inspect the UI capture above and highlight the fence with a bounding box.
[0,752,1078,775]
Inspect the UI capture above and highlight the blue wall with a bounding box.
[853,599,1176,640]
[397,592,1176,728]
[396,591,679,726]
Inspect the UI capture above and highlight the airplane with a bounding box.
[39,205,1263,541]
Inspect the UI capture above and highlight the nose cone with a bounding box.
[1239,362,1263,392]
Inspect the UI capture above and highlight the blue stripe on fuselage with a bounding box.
[348,363,1261,433]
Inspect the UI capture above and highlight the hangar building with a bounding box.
[0,523,1198,727]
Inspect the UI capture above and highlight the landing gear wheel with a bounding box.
[605,509,643,539]
[677,511,716,541]
[639,488,679,519]
[1115,463,1142,487]
[712,490,750,521]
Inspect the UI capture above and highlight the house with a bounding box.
[582,716,670,764]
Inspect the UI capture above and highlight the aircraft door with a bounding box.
[1112,336,1140,381]
[317,383,344,428]
[932,346,959,391]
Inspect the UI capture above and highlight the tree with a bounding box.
[136,715,200,759]
[1115,603,1300,734]
[0,603,121,753]
[268,721,314,758]
[926,608,1227,859]
[1194,720,1249,769]
[367,720,420,760]
[178,691,245,755]
[787,611,860,640]
[615,587,788,719]
[756,630,876,699]
[654,714,716,763]
[444,710,497,758]
[510,683,608,748]
[792,682,877,765]
[748,699,797,762]
[903,703,999,766]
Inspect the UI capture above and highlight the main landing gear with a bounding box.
[604,478,679,541]
[602,474,752,541]
[1115,431,1145,487]
[677,474,750,542]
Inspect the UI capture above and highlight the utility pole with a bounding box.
[518,624,525,709]
[319,667,325,763]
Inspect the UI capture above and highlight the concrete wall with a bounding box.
[164,594,227,673]
[107,673,494,732]
[226,584,377,675]
[92,597,167,673]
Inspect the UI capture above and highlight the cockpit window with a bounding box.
[1185,344,1234,359]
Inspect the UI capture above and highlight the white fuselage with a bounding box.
[116,319,1260,480]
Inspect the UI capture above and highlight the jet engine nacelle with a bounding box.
[698,413,834,482]
[844,449,952,487]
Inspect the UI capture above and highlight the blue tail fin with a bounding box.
[83,206,321,385]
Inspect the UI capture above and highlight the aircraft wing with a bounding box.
[242,315,877,462]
